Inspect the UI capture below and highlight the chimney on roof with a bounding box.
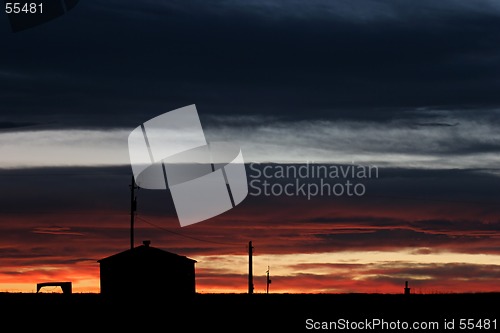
[143,240,151,247]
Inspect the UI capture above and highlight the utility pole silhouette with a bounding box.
[130,176,138,250]
[266,266,272,294]
[248,241,254,294]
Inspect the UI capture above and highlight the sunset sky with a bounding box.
[1,0,500,294]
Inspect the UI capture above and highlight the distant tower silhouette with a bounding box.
[404,281,411,295]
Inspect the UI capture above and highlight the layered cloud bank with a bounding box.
[1,109,500,169]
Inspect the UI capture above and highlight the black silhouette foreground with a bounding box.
[1,292,498,332]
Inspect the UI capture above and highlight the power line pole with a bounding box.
[130,175,138,250]
[266,266,271,294]
[248,241,254,294]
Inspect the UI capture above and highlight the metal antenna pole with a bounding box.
[266,266,271,294]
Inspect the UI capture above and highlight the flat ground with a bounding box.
[2,292,498,331]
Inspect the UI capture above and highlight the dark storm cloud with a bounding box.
[0,121,40,129]
[2,164,499,216]
[0,166,177,216]
[1,0,500,127]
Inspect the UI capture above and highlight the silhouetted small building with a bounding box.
[97,240,196,299]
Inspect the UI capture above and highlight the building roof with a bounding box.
[97,240,197,264]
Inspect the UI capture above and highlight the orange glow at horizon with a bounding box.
[2,250,500,294]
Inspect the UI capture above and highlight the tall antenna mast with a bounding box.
[130,175,138,250]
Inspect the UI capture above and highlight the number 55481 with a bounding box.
[5,3,43,14]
